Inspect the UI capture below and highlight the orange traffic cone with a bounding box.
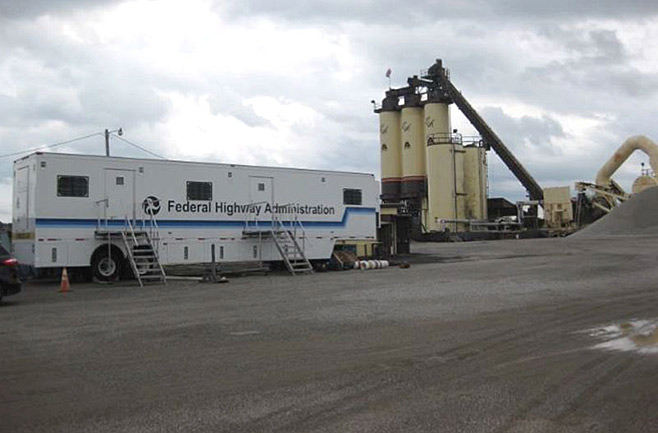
[59,267,71,293]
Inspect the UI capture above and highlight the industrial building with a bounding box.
[375,59,544,240]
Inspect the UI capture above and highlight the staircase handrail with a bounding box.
[95,198,109,230]
[124,217,139,245]
[148,211,161,256]
[141,197,162,256]
[244,200,270,232]
[292,215,306,255]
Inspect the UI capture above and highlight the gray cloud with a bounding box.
[479,107,565,155]
[219,0,658,24]
[0,0,122,18]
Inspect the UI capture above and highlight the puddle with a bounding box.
[589,319,658,354]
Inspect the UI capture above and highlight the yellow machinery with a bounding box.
[543,186,573,229]
[375,59,541,237]
[576,135,658,213]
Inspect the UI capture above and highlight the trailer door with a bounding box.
[14,166,30,232]
[249,176,273,215]
[104,169,136,221]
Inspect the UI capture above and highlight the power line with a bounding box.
[113,135,166,159]
[0,132,103,160]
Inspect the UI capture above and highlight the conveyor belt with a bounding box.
[421,62,544,201]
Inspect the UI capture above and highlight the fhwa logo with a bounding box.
[142,196,161,216]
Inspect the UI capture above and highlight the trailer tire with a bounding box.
[91,246,124,282]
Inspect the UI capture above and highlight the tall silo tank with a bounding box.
[379,110,402,199]
[423,102,451,141]
[463,146,488,220]
[400,97,426,197]
[426,142,466,232]
[424,102,451,231]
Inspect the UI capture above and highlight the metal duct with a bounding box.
[596,135,658,188]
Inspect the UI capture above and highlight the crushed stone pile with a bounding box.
[573,186,658,237]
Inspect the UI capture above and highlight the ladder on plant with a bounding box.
[271,219,313,275]
[122,219,167,287]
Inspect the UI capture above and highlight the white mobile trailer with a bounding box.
[13,152,379,280]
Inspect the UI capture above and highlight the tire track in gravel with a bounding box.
[235,287,658,433]
[551,357,636,424]
[491,354,613,433]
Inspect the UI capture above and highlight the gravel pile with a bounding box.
[573,186,658,237]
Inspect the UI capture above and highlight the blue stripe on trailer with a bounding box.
[35,207,377,229]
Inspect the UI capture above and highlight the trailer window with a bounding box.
[57,175,89,197]
[187,181,212,201]
[343,188,362,205]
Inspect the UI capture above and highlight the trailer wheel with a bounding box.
[91,247,123,282]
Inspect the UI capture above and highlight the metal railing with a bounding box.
[95,198,109,230]
[273,203,307,257]
[291,214,306,255]
[243,201,308,259]
[125,217,139,245]
[138,197,162,255]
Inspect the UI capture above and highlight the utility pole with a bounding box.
[104,129,110,156]
[104,128,123,157]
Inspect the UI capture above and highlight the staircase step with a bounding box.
[291,269,313,274]
[140,275,164,280]
[120,226,166,286]
[271,223,312,275]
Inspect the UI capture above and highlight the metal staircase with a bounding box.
[242,214,313,275]
[122,220,167,286]
[271,219,313,275]
[94,197,167,286]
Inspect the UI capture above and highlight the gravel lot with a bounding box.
[2,236,658,432]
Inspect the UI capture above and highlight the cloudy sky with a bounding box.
[2,0,658,223]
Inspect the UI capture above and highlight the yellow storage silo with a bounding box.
[426,142,466,232]
[463,146,488,221]
[424,101,466,232]
[400,95,426,197]
[424,102,450,231]
[378,109,402,199]
[423,102,451,143]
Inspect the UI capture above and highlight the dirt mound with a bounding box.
[573,186,658,237]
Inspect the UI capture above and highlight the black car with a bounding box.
[0,245,21,301]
